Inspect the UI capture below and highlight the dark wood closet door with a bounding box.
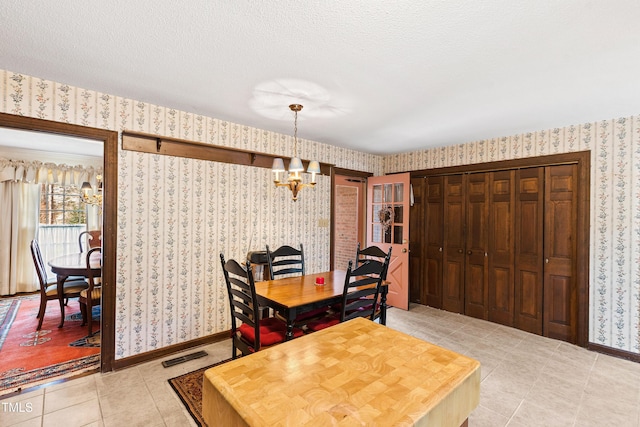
[425,176,444,308]
[488,170,515,326]
[514,167,544,334]
[544,164,578,343]
[464,173,489,320]
[442,174,465,313]
[409,177,425,304]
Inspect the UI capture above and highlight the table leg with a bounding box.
[285,308,297,341]
[57,274,69,328]
[380,287,388,325]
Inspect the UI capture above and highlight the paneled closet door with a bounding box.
[514,167,544,335]
[488,170,515,326]
[425,176,444,308]
[464,173,489,320]
[543,164,578,343]
[442,174,465,313]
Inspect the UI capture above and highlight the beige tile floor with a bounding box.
[2,304,640,426]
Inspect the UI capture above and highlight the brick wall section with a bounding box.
[335,186,359,270]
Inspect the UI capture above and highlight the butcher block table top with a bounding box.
[202,317,480,427]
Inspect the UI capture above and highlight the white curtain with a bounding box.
[0,157,102,296]
[0,170,39,295]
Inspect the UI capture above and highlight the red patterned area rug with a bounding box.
[168,358,232,427]
[0,295,100,395]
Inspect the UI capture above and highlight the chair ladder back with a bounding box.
[355,243,388,267]
[220,254,261,358]
[266,244,305,280]
[340,259,386,322]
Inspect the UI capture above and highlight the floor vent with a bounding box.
[161,350,208,368]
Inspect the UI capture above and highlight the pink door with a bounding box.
[367,173,410,310]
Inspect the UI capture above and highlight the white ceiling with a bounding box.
[2,1,640,155]
[0,127,103,167]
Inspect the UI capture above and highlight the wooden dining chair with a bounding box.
[307,249,391,332]
[79,247,102,336]
[30,239,89,331]
[354,245,392,322]
[355,243,388,271]
[220,253,303,359]
[78,230,102,252]
[265,244,304,280]
[265,244,330,325]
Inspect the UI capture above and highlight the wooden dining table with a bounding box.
[48,252,101,328]
[254,270,388,341]
[203,317,481,426]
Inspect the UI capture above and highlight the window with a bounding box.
[39,183,86,225]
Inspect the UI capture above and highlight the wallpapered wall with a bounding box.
[2,68,639,356]
[385,119,640,354]
[0,69,383,359]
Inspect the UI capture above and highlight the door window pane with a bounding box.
[383,184,392,203]
[393,225,403,244]
[394,205,403,224]
[384,227,392,243]
[394,183,404,202]
[372,224,382,243]
[373,185,382,203]
[372,204,381,223]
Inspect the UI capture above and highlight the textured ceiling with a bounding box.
[1,1,640,155]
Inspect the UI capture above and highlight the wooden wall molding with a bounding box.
[122,130,334,176]
[112,331,230,371]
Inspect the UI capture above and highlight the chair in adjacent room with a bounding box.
[78,230,102,252]
[221,253,303,359]
[307,249,391,332]
[30,239,89,331]
[78,247,102,336]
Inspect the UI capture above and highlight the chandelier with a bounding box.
[81,174,103,206]
[271,104,320,201]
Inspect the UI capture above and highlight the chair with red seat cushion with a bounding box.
[307,249,391,332]
[220,253,302,359]
[331,244,392,314]
[353,244,392,322]
[267,244,331,325]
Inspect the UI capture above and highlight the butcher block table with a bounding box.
[202,317,480,427]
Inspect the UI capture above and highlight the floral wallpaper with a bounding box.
[385,119,640,354]
[0,69,382,359]
[2,68,639,357]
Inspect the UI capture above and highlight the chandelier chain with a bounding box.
[293,108,298,157]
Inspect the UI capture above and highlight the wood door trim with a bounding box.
[330,168,368,270]
[0,112,118,371]
[409,152,587,177]
[404,150,590,347]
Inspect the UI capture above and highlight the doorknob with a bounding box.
[545,258,549,264]
[402,248,408,253]
[457,249,463,254]
[467,250,472,255]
